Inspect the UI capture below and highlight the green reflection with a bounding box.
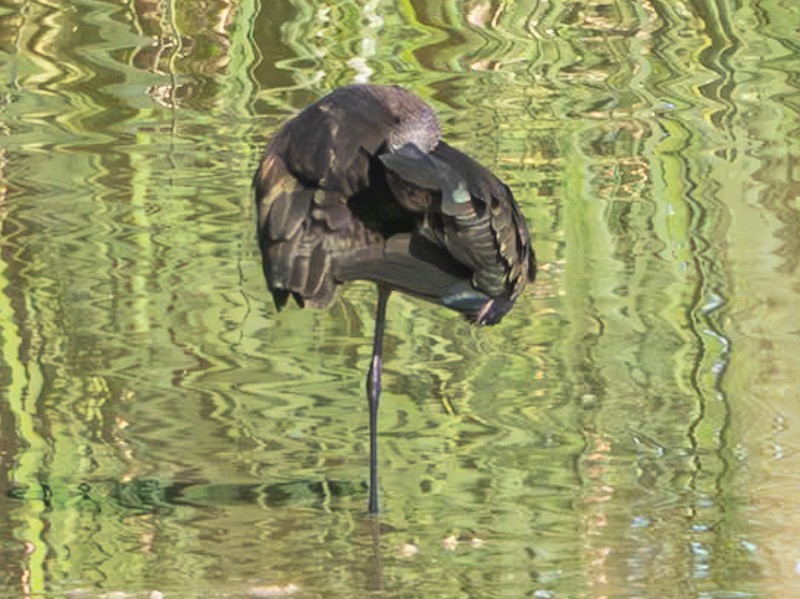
[0,0,798,597]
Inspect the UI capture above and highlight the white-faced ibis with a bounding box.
[254,85,536,513]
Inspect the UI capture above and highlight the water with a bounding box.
[1,0,799,597]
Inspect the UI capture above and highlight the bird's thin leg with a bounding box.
[367,285,390,514]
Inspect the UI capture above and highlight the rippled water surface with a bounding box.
[1,1,799,597]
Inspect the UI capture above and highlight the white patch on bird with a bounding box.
[452,183,470,203]
[328,147,336,169]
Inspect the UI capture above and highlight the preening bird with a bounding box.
[254,85,536,513]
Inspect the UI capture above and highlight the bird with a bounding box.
[253,84,536,514]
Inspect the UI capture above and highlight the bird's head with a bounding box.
[387,115,440,155]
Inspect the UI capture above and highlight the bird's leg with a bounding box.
[367,285,390,514]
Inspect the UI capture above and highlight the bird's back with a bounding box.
[254,85,536,324]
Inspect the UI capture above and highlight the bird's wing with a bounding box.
[276,87,413,196]
[254,87,431,308]
[380,141,535,303]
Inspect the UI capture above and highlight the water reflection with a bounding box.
[0,0,799,597]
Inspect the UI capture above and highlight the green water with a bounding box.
[1,1,799,597]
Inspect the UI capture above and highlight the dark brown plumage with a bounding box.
[254,85,536,513]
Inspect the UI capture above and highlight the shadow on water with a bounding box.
[6,476,369,513]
